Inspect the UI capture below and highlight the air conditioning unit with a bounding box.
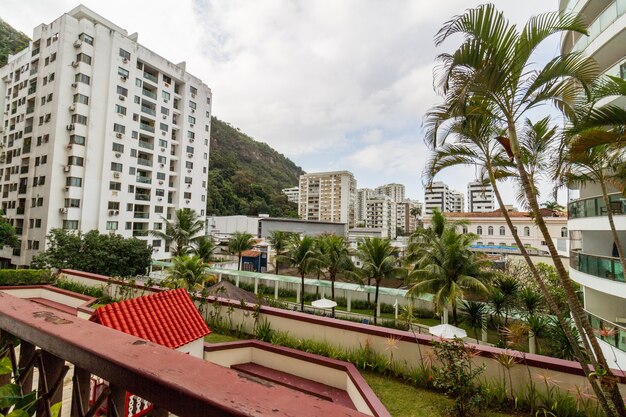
[66,124,75,131]
[185,199,190,204]
[122,58,128,64]
[161,131,166,135]
[160,147,165,152]
[191,109,195,114]
[187,153,193,158]
[159,163,165,168]
[164,82,170,88]
[187,184,191,188]
[189,138,194,143]
[71,61,78,68]
[66,144,73,150]
[114,210,119,215]
[59,208,68,214]
[191,93,196,98]
[164,99,168,103]
[64,186,70,192]
[112,191,118,196]
[157,197,162,201]
[73,40,82,48]
[68,104,76,112]
[115,132,123,138]
[121,75,127,81]
[71,83,78,88]
[158,180,163,185]
[115,152,121,158]
[190,124,194,128]
[162,114,167,119]
[113,172,120,178]
[187,169,191,173]
[63,166,70,172]
[119,95,125,101]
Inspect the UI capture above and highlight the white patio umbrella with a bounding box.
[428,324,467,339]
[311,298,338,309]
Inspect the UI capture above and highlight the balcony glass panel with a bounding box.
[141,106,156,116]
[144,72,158,83]
[588,311,626,352]
[142,89,157,100]
[140,122,155,133]
[138,140,154,150]
[136,175,151,184]
[573,0,626,53]
[570,251,625,281]
[568,193,626,218]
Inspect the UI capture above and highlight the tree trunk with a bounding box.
[452,302,458,325]
[489,162,612,413]
[300,273,305,312]
[331,273,336,317]
[373,280,380,325]
[508,126,625,417]
[238,253,242,271]
[367,277,371,304]
[600,180,626,277]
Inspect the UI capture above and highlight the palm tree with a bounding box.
[191,236,217,263]
[357,237,403,325]
[318,234,354,302]
[278,235,318,312]
[519,287,543,316]
[228,232,255,270]
[460,300,487,343]
[151,208,204,257]
[541,201,564,211]
[430,5,624,413]
[267,231,291,275]
[407,213,492,325]
[526,314,550,354]
[493,276,520,325]
[164,255,210,291]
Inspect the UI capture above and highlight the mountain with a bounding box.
[0,19,30,66]
[207,117,304,217]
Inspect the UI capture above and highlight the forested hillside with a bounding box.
[0,19,29,66]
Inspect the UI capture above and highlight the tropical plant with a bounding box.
[0,211,18,249]
[407,211,492,324]
[493,276,520,325]
[519,287,543,316]
[277,235,319,312]
[191,236,217,263]
[150,208,204,257]
[267,230,292,275]
[357,237,403,324]
[459,300,487,343]
[318,234,354,301]
[429,4,624,413]
[541,201,565,211]
[227,231,255,270]
[164,255,211,291]
[527,314,550,354]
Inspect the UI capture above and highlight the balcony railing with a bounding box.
[570,250,625,282]
[141,106,156,117]
[136,175,151,184]
[587,310,626,353]
[134,212,149,219]
[143,71,158,83]
[0,294,348,417]
[139,122,155,133]
[137,158,152,167]
[135,194,150,201]
[568,193,626,219]
[132,229,149,236]
[142,89,157,100]
[138,140,154,150]
[573,0,626,53]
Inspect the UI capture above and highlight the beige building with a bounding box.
[375,183,405,203]
[355,187,375,224]
[365,195,396,239]
[298,171,356,227]
[396,200,419,236]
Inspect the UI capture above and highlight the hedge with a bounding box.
[0,269,55,286]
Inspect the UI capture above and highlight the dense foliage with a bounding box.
[207,118,303,217]
[0,19,29,67]
[31,229,152,277]
[0,269,53,286]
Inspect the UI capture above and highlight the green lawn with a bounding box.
[363,372,518,417]
[204,332,245,343]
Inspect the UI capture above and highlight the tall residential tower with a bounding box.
[298,171,356,227]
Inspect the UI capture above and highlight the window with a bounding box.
[153,239,162,247]
[109,182,121,191]
[115,105,127,115]
[487,226,493,236]
[190,86,197,95]
[52,33,59,42]
[35,219,42,228]
[66,177,82,187]
[541,241,547,246]
[476,226,483,235]
[48,72,55,82]
[73,93,89,105]
[113,123,126,134]
[135,78,142,87]
[64,198,80,208]
[63,220,79,230]
[79,33,93,45]
[185,161,193,169]
[162,91,170,101]
[111,162,123,172]
[462,226,468,234]
[156,189,165,197]
[184,192,192,199]
[106,221,119,230]
[134,96,140,104]
[561,227,568,238]
[68,156,84,166]
[50,52,56,62]
[186,146,194,154]
[163,75,172,84]
[154,223,162,230]
[155,206,163,213]
[118,67,129,78]
[76,53,92,65]
[160,106,169,115]
[70,135,85,145]
[117,86,128,97]
[126,222,132,230]
[119,48,131,60]
[184,177,192,184]
[189,101,196,110]
[75,73,90,85]
[188,116,196,124]
[188,131,195,139]
[112,143,124,152]
[499,226,506,236]
[160,123,168,132]
[71,114,87,125]
[157,156,167,164]
[524,226,530,237]
[158,139,167,148]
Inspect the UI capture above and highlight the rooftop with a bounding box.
[440,209,566,218]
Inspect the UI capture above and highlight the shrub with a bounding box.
[0,269,54,286]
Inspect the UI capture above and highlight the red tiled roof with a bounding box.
[90,288,210,349]
[241,250,262,257]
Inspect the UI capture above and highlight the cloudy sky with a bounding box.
[4,0,564,204]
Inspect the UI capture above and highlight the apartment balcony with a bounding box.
[31,47,39,56]
[137,158,152,167]
[569,193,626,218]
[570,250,624,282]
[143,71,158,84]
[135,194,151,202]
[142,89,157,100]
[588,311,626,353]
[132,229,149,236]
[572,1,626,54]
[138,140,154,150]
[141,105,156,117]
[139,122,155,133]
[136,175,152,184]
[26,106,34,114]
[134,212,150,219]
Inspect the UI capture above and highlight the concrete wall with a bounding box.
[259,219,347,238]
[176,337,204,359]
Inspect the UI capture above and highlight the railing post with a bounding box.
[18,340,35,394]
[274,280,279,300]
[36,351,65,417]
[107,384,125,417]
[347,293,351,312]
[254,278,258,294]
[71,367,91,417]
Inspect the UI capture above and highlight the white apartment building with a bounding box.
[298,171,356,227]
[560,0,626,368]
[365,195,396,239]
[467,180,495,213]
[396,200,419,236]
[0,5,211,266]
[355,187,375,224]
[375,183,405,203]
[424,181,464,214]
[281,186,299,204]
[449,190,464,213]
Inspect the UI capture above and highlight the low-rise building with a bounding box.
[259,217,347,238]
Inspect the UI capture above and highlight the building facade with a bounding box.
[467,180,495,212]
[449,190,465,213]
[424,181,464,214]
[560,0,626,368]
[298,171,356,227]
[0,5,211,265]
[365,195,396,239]
[375,183,405,203]
[396,200,419,236]
[355,187,374,224]
[281,186,299,204]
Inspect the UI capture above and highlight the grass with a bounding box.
[204,332,245,343]
[362,371,518,417]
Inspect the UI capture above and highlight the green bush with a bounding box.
[0,269,54,286]
[55,279,115,305]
